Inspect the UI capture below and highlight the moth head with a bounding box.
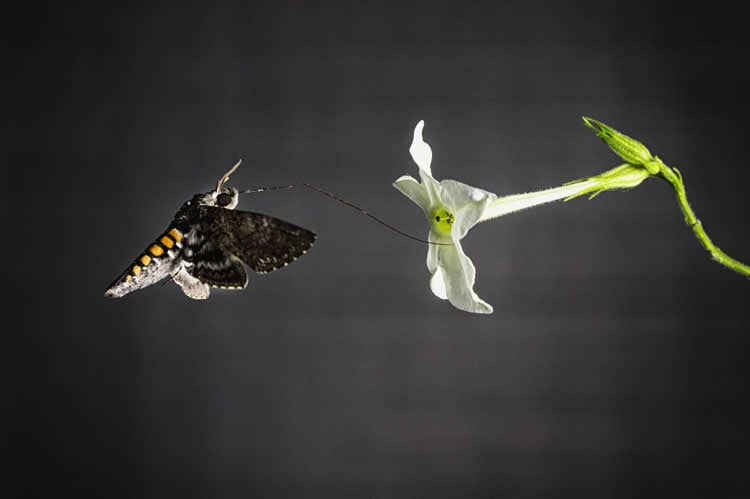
[196,186,239,209]
[195,159,242,209]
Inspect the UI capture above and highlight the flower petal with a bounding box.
[393,175,430,212]
[426,231,439,274]
[427,231,449,300]
[437,240,493,314]
[404,121,443,207]
[429,266,448,300]
[418,167,443,208]
[409,120,432,175]
[439,179,497,240]
[440,179,497,212]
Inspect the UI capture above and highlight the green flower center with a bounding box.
[431,207,455,236]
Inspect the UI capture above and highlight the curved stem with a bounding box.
[660,164,750,278]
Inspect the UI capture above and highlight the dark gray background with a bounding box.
[12,1,750,498]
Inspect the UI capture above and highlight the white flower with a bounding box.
[394,120,602,314]
[393,120,498,313]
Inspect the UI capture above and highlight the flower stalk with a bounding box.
[581,117,749,278]
[480,180,601,221]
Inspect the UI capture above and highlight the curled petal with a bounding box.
[440,179,497,240]
[430,267,448,300]
[409,120,433,175]
[440,179,496,211]
[453,200,493,241]
[426,230,440,274]
[436,241,493,314]
[393,175,430,213]
[418,168,442,208]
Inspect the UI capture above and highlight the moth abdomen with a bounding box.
[104,227,185,298]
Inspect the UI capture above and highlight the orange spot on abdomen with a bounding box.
[168,228,183,242]
[160,235,174,248]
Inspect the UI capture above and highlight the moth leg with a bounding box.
[172,266,211,300]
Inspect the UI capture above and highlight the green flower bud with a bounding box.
[564,163,651,200]
[583,117,654,167]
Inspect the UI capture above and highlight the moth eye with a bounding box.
[216,192,233,207]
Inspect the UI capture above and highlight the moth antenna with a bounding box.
[241,184,296,194]
[217,159,243,192]
[240,183,451,246]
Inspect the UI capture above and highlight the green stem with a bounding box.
[658,162,750,278]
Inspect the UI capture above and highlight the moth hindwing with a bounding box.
[104,161,315,299]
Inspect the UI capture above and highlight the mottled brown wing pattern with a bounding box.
[200,207,316,274]
[186,241,249,289]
